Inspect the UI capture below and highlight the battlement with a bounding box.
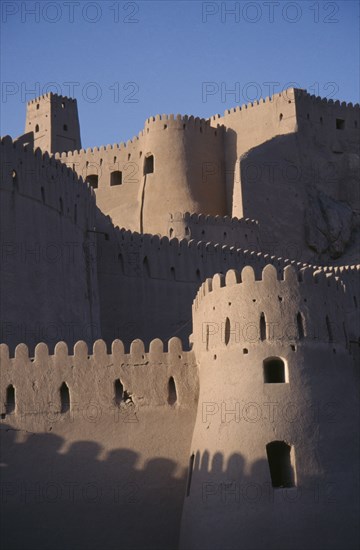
[0,135,94,221]
[168,212,260,248]
[26,92,78,106]
[192,264,350,351]
[209,87,360,122]
[0,337,198,417]
[194,264,345,308]
[294,88,360,113]
[169,212,258,227]
[99,216,311,283]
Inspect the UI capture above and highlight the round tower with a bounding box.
[180,264,359,550]
[139,114,227,236]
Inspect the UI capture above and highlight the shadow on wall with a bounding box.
[0,424,187,550]
[239,132,356,263]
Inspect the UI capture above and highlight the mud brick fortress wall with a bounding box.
[0,88,359,550]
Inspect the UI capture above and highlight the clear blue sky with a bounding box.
[1,0,359,148]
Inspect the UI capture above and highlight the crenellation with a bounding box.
[1,88,359,550]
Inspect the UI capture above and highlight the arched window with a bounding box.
[260,312,266,341]
[114,379,124,406]
[224,317,231,346]
[266,441,295,488]
[296,312,305,339]
[35,124,39,132]
[60,382,70,413]
[6,385,15,414]
[263,357,287,383]
[110,170,122,186]
[168,377,177,405]
[144,154,154,175]
[86,175,98,189]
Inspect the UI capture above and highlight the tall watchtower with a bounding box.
[25,93,81,154]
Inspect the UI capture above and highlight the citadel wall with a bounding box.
[56,115,227,236]
[0,337,199,550]
[167,212,260,249]
[95,210,314,348]
[180,265,359,550]
[0,136,100,354]
[209,89,359,262]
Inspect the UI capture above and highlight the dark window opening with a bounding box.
[63,124,68,131]
[170,266,175,280]
[168,377,177,405]
[86,175,98,189]
[59,197,63,214]
[169,228,174,238]
[296,312,305,339]
[143,256,151,277]
[186,454,195,496]
[279,113,283,121]
[144,154,154,175]
[260,312,266,341]
[114,379,124,406]
[60,382,70,413]
[355,121,358,129]
[224,317,231,346]
[36,104,40,110]
[306,113,310,120]
[320,116,323,124]
[243,348,248,354]
[336,118,345,130]
[326,315,333,342]
[110,170,122,186]
[263,357,286,383]
[196,268,201,281]
[35,124,39,132]
[6,385,15,414]
[266,441,294,488]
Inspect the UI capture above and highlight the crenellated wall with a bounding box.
[95,210,315,348]
[167,212,260,249]
[0,336,199,550]
[0,136,100,354]
[55,114,226,236]
[180,264,359,550]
